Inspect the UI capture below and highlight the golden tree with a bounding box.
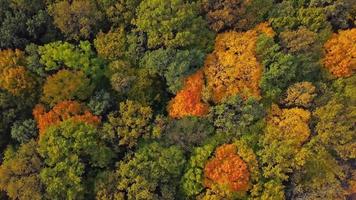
[203,23,274,103]
[323,28,356,77]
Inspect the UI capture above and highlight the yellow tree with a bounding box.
[203,23,274,103]
[0,49,36,96]
[323,28,356,77]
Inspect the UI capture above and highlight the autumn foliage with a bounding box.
[33,100,100,136]
[203,23,274,103]
[323,28,356,77]
[168,70,209,118]
[204,144,250,192]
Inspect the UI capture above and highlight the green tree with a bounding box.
[38,120,113,200]
[161,116,214,153]
[41,69,94,106]
[10,119,38,143]
[208,95,265,136]
[140,48,205,93]
[102,100,153,148]
[101,0,142,28]
[0,140,44,200]
[115,142,186,199]
[134,0,214,50]
[38,41,106,81]
[0,0,57,49]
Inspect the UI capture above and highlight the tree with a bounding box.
[102,100,153,148]
[0,66,37,97]
[323,28,356,77]
[102,0,142,28]
[200,0,251,32]
[280,27,318,54]
[10,119,38,143]
[161,116,214,152]
[48,0,104,40]
[41,69,94,106]
[282,82,317,108]
[204,144,250,192]
[291,146,346,200]
[168,70,209,118]
[0,140,44,200]
[256,34,299,101]
[134,0,214,50]
[86,90,113,116]
[259,105,311,181]
[38,120,113,199]
[33,100,100,136]
[140,48,205,93]
[0,0,56,49]
[94,28,128,61]
[115,142,186,199]
[0,49,26,71]
[203,23,274,103]
[208,95,265,136]
[314,98,355,160]
[38,41,106,81]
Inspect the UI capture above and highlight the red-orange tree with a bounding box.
[204,144,250,192]
[33,100,100,137]
[168,70,209,118]
[323,28,356,77]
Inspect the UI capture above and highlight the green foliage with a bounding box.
[87,90,113,116]
[10,119,38,143]
[314,76,356,160]
[0,140,43,200]
[103,100,153,148]
[291,146,346,200]
[208,95,265,136]
[116,142,186,199]
[0,0,56,49]
[38,120,114,199]
[140,48,205,93]
[161,116,214,152]
[101,0,142,28]
[41,69,94,106]
[134,0,215,50]
[38,41,106,81]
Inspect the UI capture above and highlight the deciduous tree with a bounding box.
[41,69,94,106]
[323,28,356,77]
[204,144,250,192]
[134,0,214,50]
[33,100,100,136]
[38,120,113,199]
[0,140,44,200]
[48,0,104,40]
[102,100,153,148]
[168,70,209,118]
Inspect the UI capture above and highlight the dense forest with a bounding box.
[0,0,355,199]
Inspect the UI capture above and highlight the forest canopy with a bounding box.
[0,0,355,199]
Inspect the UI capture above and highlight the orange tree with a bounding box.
[33,100,100,137]
[323,28,356,77]
[204,144,250,192]
[168,70,209,118]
